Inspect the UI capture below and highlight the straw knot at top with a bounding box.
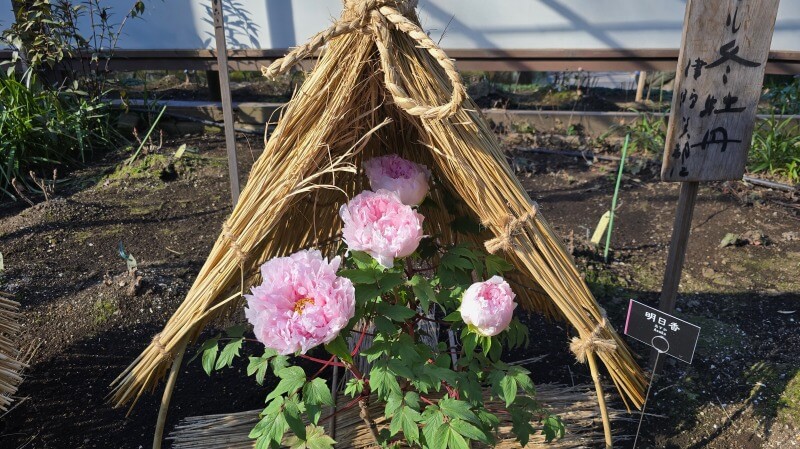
[344,0,418,22]
[484,203,539,254]
[569,317,618,364]
[261,0,464,120]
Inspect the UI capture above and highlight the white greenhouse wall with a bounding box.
[1,1,799,52]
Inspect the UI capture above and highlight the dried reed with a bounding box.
[167,384,634,449]
[0,296,24,412]
[110,0,645,413]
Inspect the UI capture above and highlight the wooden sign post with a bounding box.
[656,0,780,363]
[211,0,241,206]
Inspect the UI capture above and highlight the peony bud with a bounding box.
[363,154,431,206]
[460,276,517,337]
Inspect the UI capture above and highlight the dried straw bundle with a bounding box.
[167,384,633,449]
[110,0,645,412]
[0,296,24,412]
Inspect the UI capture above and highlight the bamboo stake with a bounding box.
[153,340,188,449]
[587,352,612,449]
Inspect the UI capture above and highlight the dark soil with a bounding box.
[1,130,799,448]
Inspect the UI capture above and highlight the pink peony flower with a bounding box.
[460,276,517,337]
[363,155,431,206]
[340,189,425,268]
[244,250,355,355]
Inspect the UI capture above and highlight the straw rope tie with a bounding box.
[484,203,539,254]
[261,0,464,120]
[152,333,174,362]
[569,318,618,364]
[222,222,248,266]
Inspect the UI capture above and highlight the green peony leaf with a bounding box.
[324,335,353,364]
[408,274,437,311]
[485,254,515,276]
[370,360,401,399]
[283,398,306,440]
[303,378,334,407]
[344,378,365,398]
[215,337,243,370]
[439,398,480,425]
[266,366,306,402]
[247,353,272,385]
[541,414,566,442]
[376,303,416,322]
[450,418,489,443]
[499,374,518,407]
[350,251,380,270]
[285,425,336,449]
[378,272,407,293]
[338,268,382,284]
[422,409,447,449]
[196,336,219,375]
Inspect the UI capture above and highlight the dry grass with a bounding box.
[110,0,645,412]
[167,384,634,449]
[0,295,24,412]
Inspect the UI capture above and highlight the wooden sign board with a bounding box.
[661,0,780,182]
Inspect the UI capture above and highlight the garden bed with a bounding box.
[0,132,798,448]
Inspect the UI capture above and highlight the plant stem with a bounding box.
[359,398,381,446]
[298,354,345,367]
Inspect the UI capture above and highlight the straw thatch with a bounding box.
[0,295,24,412]
[167,384,634,449]
[110,0,646,411]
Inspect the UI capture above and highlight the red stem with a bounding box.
[299,354,346,367]
[310,355,338,379]
[351,324,369,357]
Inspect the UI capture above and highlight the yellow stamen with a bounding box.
[294,297,314,315]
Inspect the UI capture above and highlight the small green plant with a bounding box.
[600,112,666,155]
[511,121,536,134]
[93,298,117,324]
[749,114,800,183]
[764,78,800,115]
[0,71,120,197]
[0,1,148,199]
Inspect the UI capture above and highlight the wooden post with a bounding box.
[211,0,241,206]
[658,182,699,315]
[654,0,779,368]
[635,71,647,103]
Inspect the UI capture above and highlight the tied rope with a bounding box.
[222,222,248,266]
[260,0,465,121]
[569,318,618,364]
[152,333,174,361]
[484,203,539,254]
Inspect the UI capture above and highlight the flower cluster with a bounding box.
[200,154,561,449]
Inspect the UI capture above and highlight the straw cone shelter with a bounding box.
[0,295,24,412]
[110,0,646,417]
[167,384,633,449]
